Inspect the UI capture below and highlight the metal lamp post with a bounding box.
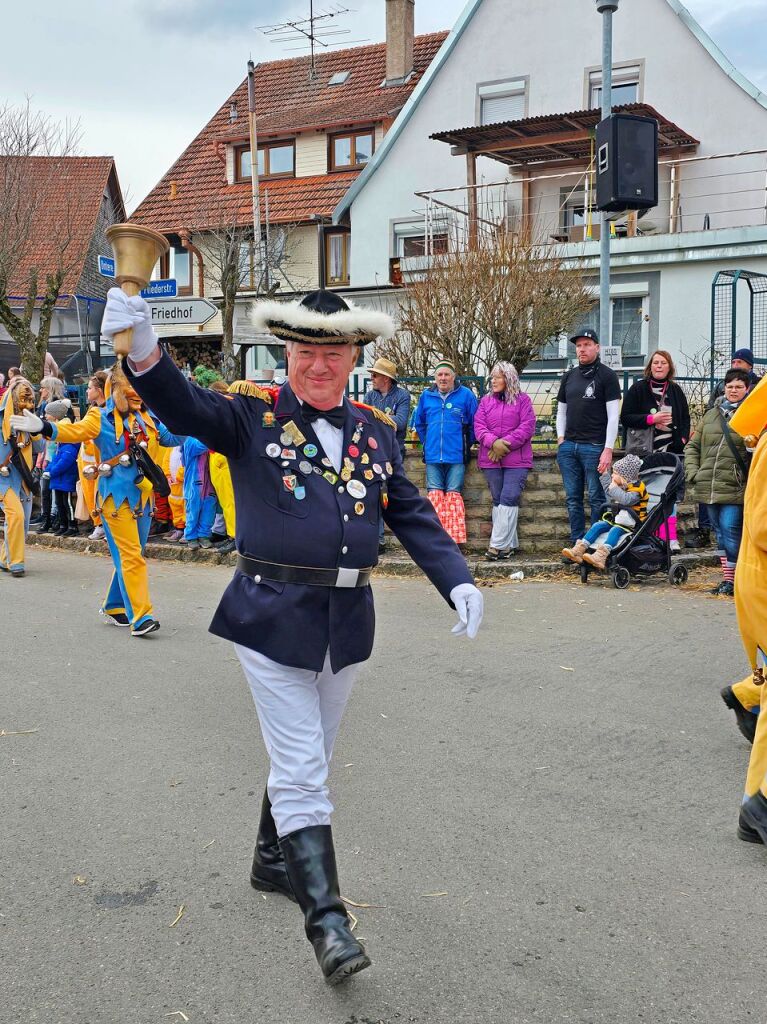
[595,0,620,348]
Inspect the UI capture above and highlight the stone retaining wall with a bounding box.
[398,450,694,554]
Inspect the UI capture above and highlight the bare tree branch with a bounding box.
[384,226,593,378]
[0,99,85,382]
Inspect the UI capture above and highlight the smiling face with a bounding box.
[287,340,359,409]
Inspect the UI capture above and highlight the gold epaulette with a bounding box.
[227,381,276,403]
[352,400,396,429]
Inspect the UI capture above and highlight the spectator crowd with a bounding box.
[2,338,762,594]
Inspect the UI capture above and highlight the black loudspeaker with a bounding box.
[596,113,658,212]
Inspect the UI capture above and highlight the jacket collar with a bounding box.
[274,381,370,425]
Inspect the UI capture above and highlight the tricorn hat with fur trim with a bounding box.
[251,289,395,346]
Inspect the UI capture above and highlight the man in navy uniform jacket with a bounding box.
[100,286,484,986]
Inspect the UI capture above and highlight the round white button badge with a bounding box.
[346,479,367,499]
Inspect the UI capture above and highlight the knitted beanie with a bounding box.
[44,399,71,421]
[613,453,643,483]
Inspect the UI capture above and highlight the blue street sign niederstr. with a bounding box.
[141,279,177,299]
[97,255,115,278]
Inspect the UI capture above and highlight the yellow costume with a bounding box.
[0,380,36,576]
[78,438,101,526]
[210,451,235,538]
[727,376,767,841]
[161,446,186,530]
[51,373,180,635]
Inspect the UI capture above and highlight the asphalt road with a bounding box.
[2,548,764,1024]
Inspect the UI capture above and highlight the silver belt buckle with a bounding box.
[335,567,359,588]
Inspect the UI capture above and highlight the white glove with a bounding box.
[10,411,44,434]
[449,583,484,640]
[101,286,159,362]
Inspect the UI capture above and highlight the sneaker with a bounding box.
[62,527,79,537]
[716,580,735,597]
[198,537,212,549]
[148,519,170,537]
[215,538,236,555]
[100,609,130,626]
[165,529,183,542]
[670,539,681,552]
[132,618,160,638]
[11,568,25,578]
[88,526,105,540]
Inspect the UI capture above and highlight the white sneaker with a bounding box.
[670,539,681,552]
[89,526,105,540]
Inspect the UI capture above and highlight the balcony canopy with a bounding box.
[430,103,699,167]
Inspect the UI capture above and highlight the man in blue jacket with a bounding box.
[85,286,484,988]
[413,359,478,545]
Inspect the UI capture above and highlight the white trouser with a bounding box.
[490,505,519,549]
[235,644,360,837]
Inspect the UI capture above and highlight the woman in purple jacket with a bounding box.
[474,362,536,558]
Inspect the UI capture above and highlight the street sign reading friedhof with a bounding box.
[601,345,622,370]
[97,255,115,278]
[146,297,218,327]
[140,279,177,299]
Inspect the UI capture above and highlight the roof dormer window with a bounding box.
[329,71,351,85]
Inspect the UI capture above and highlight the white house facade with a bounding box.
[335,0,767,375]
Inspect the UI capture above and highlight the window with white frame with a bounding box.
[589,64,641,108]
[568,296,646,358]
[559,187,595,240]
[539,332,566,360]
[393,220,449,258]
[478,79,527,125]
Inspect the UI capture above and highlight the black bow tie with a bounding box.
[300,402,347,429]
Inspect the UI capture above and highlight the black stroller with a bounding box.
[578,452,689,589]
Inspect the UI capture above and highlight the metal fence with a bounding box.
[340,369,721,451]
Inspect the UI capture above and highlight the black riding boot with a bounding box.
[279,824,371,985]
[249,789,295,901]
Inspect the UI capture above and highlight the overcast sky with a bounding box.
[1,0,764,212]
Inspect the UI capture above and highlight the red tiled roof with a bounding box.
[131,32,448,232]
[2,156,124,304]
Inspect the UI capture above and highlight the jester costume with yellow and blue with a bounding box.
[15,369,181,635]
[0,378,38,577]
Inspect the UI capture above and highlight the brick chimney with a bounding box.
[385,0,415,85]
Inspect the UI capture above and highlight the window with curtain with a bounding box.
[325,232,350,285]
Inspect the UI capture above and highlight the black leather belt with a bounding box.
[237,554,372,588]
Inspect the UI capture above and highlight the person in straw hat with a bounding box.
[83,285,483,986]
[363,356,411,552]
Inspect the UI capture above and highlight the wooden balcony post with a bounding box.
[466,152,478,250]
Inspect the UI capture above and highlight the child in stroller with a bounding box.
[562,454,648,570]
[562,452,688,588]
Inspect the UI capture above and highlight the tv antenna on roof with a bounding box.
[256,1,368,82]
